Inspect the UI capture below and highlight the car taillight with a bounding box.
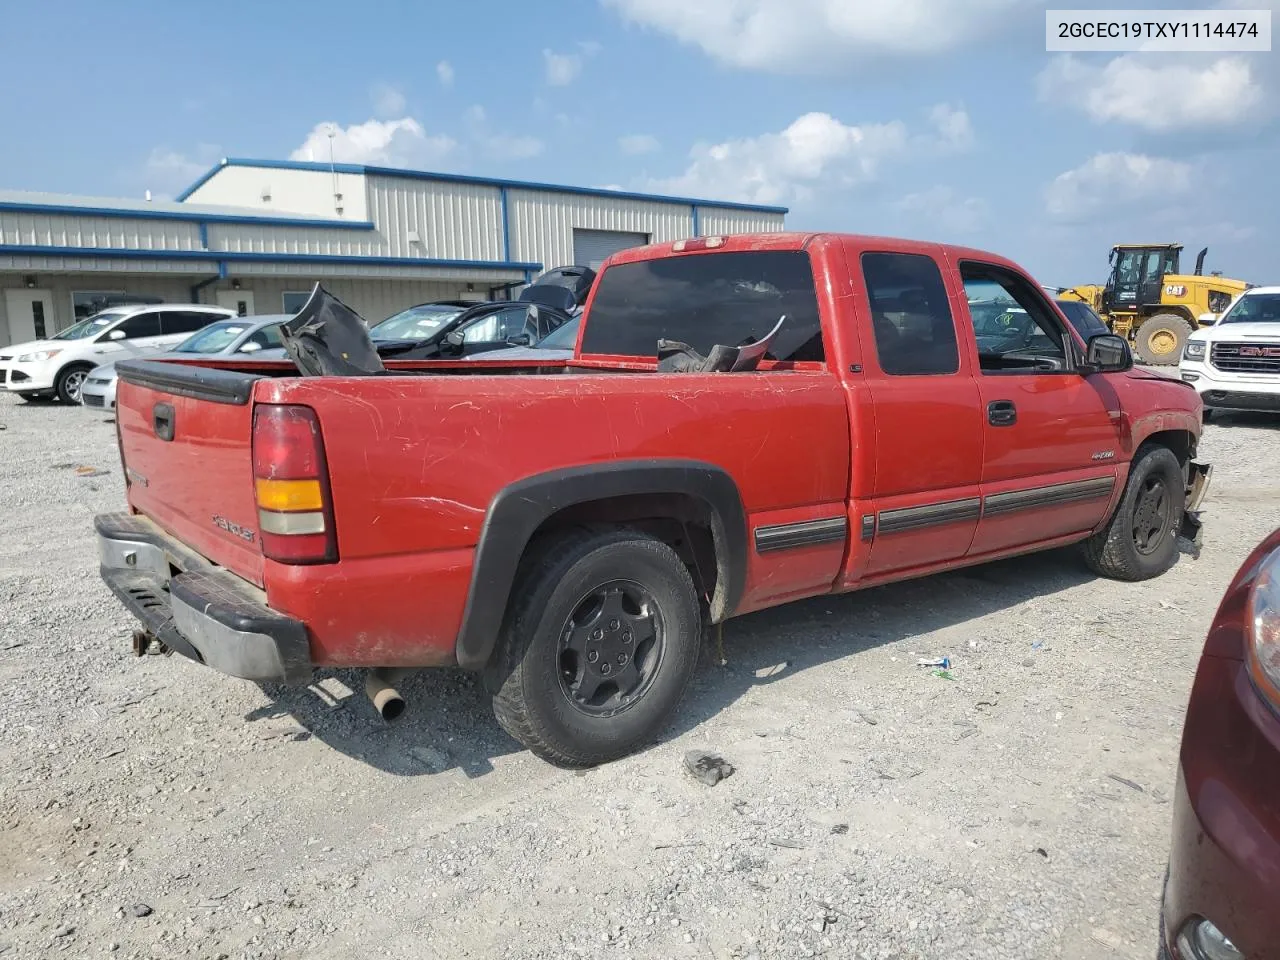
[251,404,338,564]
[1247,546,1280,708]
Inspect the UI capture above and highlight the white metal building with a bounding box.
[0,159,786,348]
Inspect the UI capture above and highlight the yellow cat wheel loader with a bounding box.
[1057,244,1250,365]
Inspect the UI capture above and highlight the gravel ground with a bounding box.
[2,392,1278,960]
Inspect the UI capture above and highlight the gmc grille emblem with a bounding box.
[1238,346,1280,358]
[212,515,256,543]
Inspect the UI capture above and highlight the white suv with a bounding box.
[0,304,235,403]
[1181,286,1280,421]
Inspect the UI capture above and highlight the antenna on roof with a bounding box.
[327,124,343,215]
[144,189,152,202]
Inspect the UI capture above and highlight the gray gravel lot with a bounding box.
[2,392,1278,960]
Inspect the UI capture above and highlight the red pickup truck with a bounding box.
[98,232,1211,766]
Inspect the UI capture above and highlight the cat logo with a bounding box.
[1092,450,1116,461]
[1164,284,1186,297]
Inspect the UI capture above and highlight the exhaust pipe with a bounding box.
[364,668,415,722]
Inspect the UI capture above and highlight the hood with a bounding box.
[1207,321,1280,340]
[1,339,63,357]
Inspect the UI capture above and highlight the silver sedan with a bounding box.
[80,315,290,410]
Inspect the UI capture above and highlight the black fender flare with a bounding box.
[454,459,747,671]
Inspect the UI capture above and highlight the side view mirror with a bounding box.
[238,341,262,353]
[107,329,126,341]
[1198,312,1218,325]
[507,332,533,347]
[441,330,466,354]
[1085,333,1132,374]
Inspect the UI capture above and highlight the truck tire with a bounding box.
[486,528,702,767]
[1133,314,1193,366]
[55,363,94,404]
[1083,446,1184,581]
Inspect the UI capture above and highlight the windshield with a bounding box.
[536,316,580,350]
[968,300,1032,339]
[370,304,467,341]
[173,321,253,353]
[1221,292,1280,324]
[53,310,129,340]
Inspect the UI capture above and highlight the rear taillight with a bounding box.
[251,404,338,564]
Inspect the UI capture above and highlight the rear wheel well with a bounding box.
[525,494,721,620]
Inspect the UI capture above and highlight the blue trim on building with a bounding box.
[499,186,511,263]
[0,242,540,273]
[0,198,374,230]
[217,262,228,279]
[198,222,208,249]
[691,205,700,238]
[174,159,228,201]
[177,157,790,215]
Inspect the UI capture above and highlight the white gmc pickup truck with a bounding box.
[1181,286,1280,421]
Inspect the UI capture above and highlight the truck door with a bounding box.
[953,259,1122,558]
[852,250,984,579]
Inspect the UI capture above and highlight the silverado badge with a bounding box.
[212,515,256,543]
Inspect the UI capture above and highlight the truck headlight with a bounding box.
[1183,340,1207,361]
[16,349,61,362]
[1248,547,1280,709]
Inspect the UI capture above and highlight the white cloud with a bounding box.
[543,48,583,85]
[894,186,988,235]
[371,84,407,119]
[604,0,1028,71]
[1045,152,1192,220]
[619,133,661,155]
[651,111,909,205]
[290,118,456,167]
[649,103,965,205]
[143,144,221,198]
[926,103,973,151]
[436,60,455,87]
[1038,55,1264,131]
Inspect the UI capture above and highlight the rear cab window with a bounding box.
[860,252,959,376]
[580,250,824,362]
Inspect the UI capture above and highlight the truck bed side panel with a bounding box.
[257,371,851,664]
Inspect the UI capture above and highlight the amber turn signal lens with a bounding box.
[254,478,324,512]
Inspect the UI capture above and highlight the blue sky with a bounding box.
[0,0,1275,284]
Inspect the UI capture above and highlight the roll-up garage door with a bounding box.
[572,229,649,269]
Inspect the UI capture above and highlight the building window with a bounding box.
[72,290,124,323]
[282,291,311,314]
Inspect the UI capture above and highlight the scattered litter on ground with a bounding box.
[684,750,734,787]
[932,669,954,681]
[754,661,789,679]
[767,837,807,850]
[1108,774,1144,793]
[917,657,951,669]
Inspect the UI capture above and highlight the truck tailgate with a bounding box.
[115,360,266,588]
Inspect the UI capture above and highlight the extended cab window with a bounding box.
[960,263,1069,373]
[861,252,959,376]
[580,251,823,362]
